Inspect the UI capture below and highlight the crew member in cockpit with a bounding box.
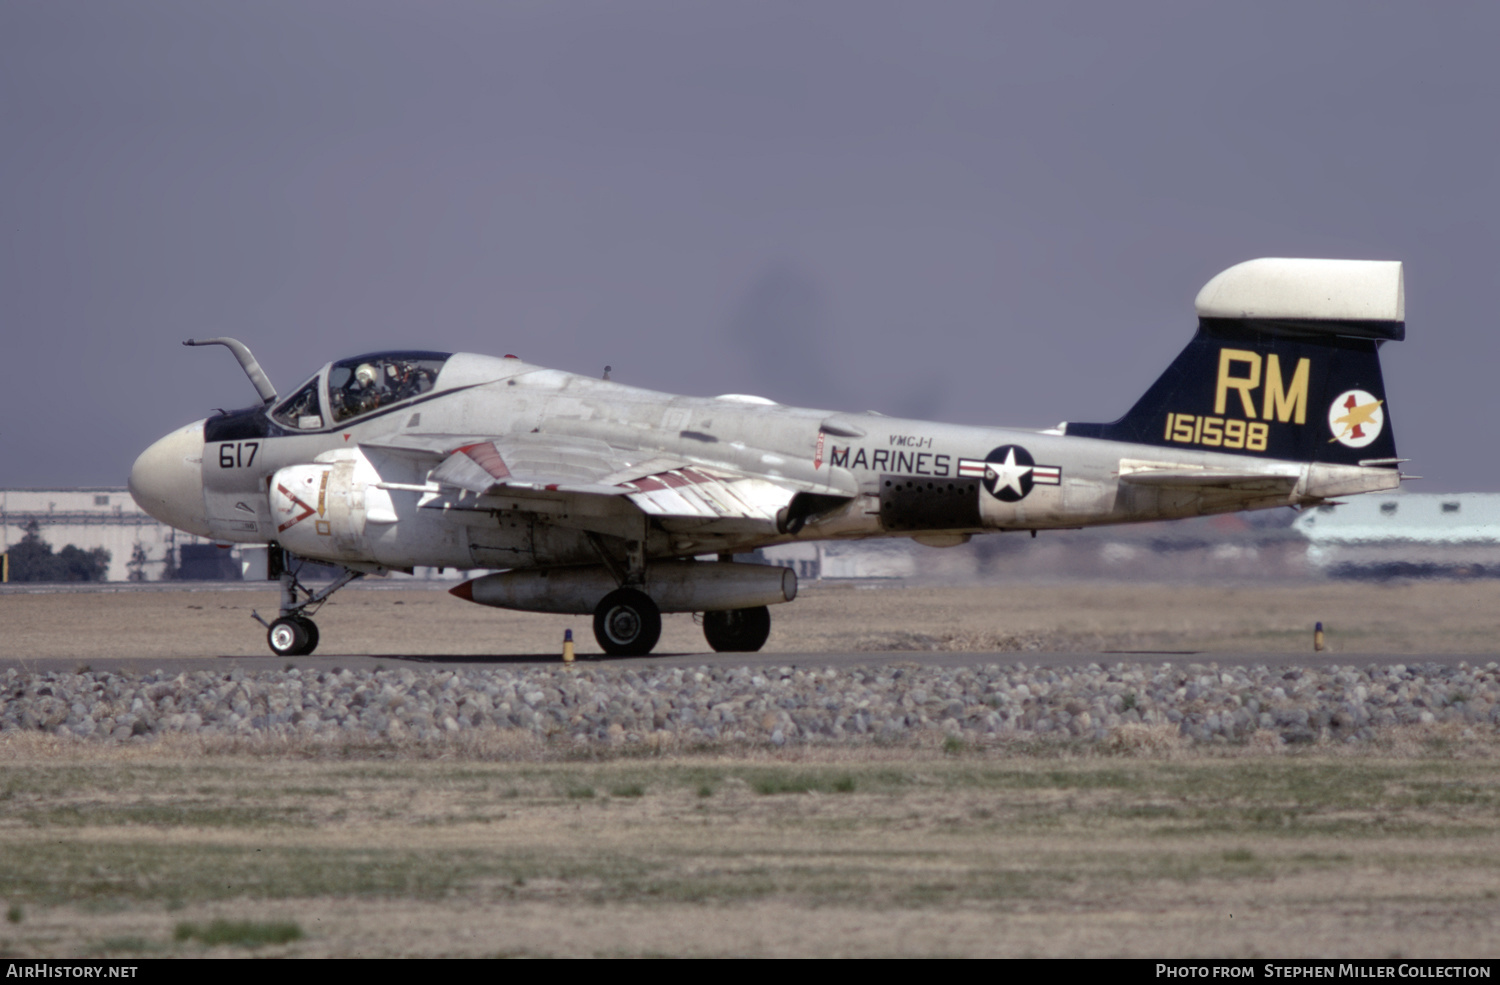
[355,363,385,412]
[333,362,384,419]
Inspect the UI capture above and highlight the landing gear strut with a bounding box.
[703,606,772,652]
[252,548,362,657]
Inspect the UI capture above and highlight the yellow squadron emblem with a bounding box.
[1327,389,1384,448]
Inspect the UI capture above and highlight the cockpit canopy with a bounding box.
[271,351,451,431]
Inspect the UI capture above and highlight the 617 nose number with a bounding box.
[217,442,260,468]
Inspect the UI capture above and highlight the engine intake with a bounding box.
[269,451,396,563]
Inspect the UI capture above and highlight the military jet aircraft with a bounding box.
[130,257,1409,657]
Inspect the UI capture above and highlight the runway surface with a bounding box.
[4,649,1490,676]
[6,579,1498,674]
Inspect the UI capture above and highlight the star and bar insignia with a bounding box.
[957,445,1061,502]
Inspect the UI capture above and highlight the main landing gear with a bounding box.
[253,549,363,657]
[593,588,662,657]
[589,591,773,657]
[583,539,776,657]
[703,606,772,652]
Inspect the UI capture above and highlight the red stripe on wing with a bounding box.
[457,442,511,480]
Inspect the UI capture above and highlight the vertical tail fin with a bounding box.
[1066,258,1402,465]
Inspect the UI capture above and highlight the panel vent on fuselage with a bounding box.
[878,477,982,531]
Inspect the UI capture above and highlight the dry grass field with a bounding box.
[0,734,1498,958]
[1,578,1499,660]
[3,579,1500,957]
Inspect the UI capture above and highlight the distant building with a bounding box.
[0,488,218,582]
[757,540,918,580]
[1293,491,1500,577]
[747,510,1312,584]
[0,488,460,583]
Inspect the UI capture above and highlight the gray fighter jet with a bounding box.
[130,257,1409,657]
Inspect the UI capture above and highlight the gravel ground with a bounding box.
[5,658,1499,748]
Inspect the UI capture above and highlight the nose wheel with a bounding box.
[267,616,319,657]
[593,588,662,656]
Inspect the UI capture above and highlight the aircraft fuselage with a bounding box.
[127,257,1410,656]
[140,353,1397,576]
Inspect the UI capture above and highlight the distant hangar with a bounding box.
[0,488,233,582]
[1294,492,1500,578]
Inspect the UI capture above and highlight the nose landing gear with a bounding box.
[267,616,319,657]
[252,547,362,657]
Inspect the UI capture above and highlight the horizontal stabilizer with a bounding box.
[1119,469,1298,490]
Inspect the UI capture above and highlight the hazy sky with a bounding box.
[3,1,1496,490]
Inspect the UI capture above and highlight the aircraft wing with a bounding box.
[427,435,630,495]
[369,433,842,531]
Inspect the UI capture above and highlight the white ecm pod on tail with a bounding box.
[1194,257,1403,323]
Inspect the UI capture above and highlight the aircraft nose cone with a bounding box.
[129,420,212,537]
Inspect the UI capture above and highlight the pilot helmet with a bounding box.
[355,363,378,387]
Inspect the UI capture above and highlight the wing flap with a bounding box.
[619,467,795,525]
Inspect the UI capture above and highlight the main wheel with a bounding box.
[593,588,662,657]
[703,606,771,652]
[267,616,314,657]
